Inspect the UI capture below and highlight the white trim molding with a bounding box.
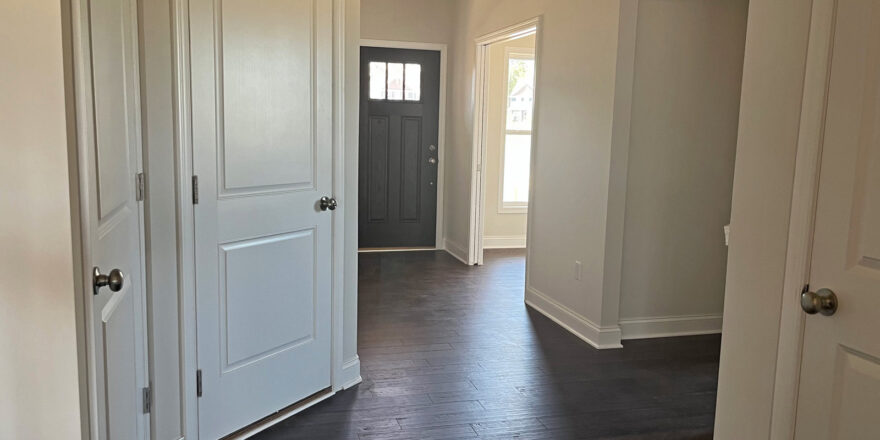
[443,239,470,265]
[769,0,837,436]
[359,39,448,250]
[525,286,623,349]
[619,314,723,340]
[340,356,362,389]
[482,235,526,249]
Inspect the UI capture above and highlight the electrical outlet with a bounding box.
[575,261,583,280]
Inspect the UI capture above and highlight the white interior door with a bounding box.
[190,0,334,437]
[795,0,880,438]
[77,0,150,437]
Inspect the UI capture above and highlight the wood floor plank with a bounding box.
[253,250,720,440]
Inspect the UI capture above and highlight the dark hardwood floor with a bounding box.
[255,249,720,439]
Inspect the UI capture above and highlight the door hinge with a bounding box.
[196,369,203,397]
[192,175,199,204]
[136,172,145,202]
[142,386,152,414]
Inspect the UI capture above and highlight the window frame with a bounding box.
[498,47,536,214]
[367,61,424,103]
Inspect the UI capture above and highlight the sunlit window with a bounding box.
[369,62,386,99]
[368,61,421,101]
[501,52,535,210]
[405,63,421,101]
[387,63,404,100]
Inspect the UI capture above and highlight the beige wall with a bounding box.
[0,0,83,438]
[447,1,624,332]
[618,0,748,327]
[481,34,534,244]
[714,0,814,437]
[361,0,457,45]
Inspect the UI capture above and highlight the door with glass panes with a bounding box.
[359,47,440,248]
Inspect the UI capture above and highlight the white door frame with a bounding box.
[767,0,836,437]
[468,17,542,266]
[358,39,448,251]
[168,0,350,438]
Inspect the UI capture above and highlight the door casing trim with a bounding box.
[768,0,837,437]
[358,39,448,251]
[469,17,542,266]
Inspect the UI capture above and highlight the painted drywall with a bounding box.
[360,0,457,45]
[0,0,83,438]
[446,1,623,336]
[713,0,814,438]
[617,0,748,336]
[481,33,535,247]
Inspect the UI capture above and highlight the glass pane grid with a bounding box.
[368,61,422,101]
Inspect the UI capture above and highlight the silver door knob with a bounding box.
[428,157,437,165]
[319,196,337,211]
[801,288,838,316]
[93,267,124,295]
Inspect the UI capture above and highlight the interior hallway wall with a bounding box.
[481,33,535,248]
[0,0,84,437]
[360,0,457,45]
[448,0,625,345]
[617,0,749,339]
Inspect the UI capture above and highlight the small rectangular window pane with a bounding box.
[369,62,386,99]
[506,57,535,131]
[387,63,404,100]
[404,63,421,101]
[502,134,531,204]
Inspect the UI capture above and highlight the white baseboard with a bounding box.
[525,285,622,349]
[340,356,362,389]
[482,235,526,249]
[619,314,723,340]
[443,238,470,265]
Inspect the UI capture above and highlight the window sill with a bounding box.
[498,204,528,214]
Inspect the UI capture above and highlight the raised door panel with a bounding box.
[368,116,389,222]
[219,0,315,194]
[400,116,422,222]
[90,0,136,219]
[220,230,316,370]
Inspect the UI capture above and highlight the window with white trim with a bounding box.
[500,51,535,212]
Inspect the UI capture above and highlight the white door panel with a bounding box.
[78,0,149,437]
[190,0,334,437]
[795,0,880,438]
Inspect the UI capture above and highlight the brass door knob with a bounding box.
[93,267,124,295]
[801,288,838,316]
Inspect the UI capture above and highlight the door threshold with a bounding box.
[221,387,334,440]
[358,246,438,253]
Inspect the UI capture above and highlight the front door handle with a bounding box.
[319,196,337,211]
[93,267,124,295]
[801,288,838,316]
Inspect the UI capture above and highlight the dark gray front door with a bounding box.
[359,47,440,248]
